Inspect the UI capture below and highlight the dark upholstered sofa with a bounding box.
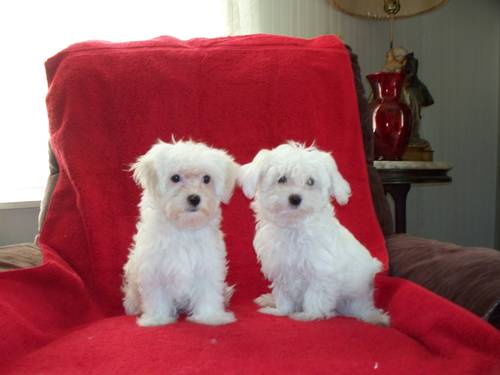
[1,45,499,331]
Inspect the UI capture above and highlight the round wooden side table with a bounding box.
[374,161,452,233]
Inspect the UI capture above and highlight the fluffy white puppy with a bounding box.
[239,142,389,326]
[122,140,239,327]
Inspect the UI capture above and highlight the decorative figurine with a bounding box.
[382,47,408,73]
[401,53,434,151]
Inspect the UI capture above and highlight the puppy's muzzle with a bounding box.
[187,194,201,209]
[288,194,302,207]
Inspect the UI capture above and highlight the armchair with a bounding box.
[1,34,499,374]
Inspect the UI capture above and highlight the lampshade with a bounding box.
[331,0,447,20]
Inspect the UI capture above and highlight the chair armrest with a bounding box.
[0,244,100,363]
[0,243,42,272]
[387,233,500,329]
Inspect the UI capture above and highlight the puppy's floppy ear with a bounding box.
[130,140,170,196]
[208,149,239,204]
[238,149,271,199]
[221,158,240,204]
[131,153,158,193]
[324,153,351,205]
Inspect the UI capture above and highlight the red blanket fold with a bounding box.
[1,34,499,374]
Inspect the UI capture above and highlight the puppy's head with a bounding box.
[239,142,351,226]
[131,140,239,229]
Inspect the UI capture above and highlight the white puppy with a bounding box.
[122,140,239,327]
[239,142,389,326]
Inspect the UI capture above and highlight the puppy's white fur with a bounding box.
[240,142,389,326]
[122,140,239,327]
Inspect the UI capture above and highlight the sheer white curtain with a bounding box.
[225,0,261,35]
[0,0,228,203]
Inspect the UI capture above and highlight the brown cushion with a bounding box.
[0,243,42,272]
[387,234,500,329]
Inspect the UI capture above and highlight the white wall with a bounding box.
[399,0,499,248]
[235,0,500,248]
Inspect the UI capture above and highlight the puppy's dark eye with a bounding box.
[203,175,211,184]
[171,174,181,183]
[306,177,315,186]
[278,176,287,184]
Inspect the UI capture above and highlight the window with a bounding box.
[0,0,228,203]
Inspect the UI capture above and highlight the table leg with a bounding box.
[383,183,411,234]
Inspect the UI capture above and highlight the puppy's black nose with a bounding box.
[187,194,201,207]
[288,194,302,207]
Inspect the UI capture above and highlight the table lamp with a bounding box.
[331,0,447,161]
[331,0,447,48]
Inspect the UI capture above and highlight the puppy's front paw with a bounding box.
[364,310,390,327]
[137,314,177,327]
[123,299,140,316]
[290,312,324,321]
[258,306,289,316]
[122,289,141,315]
[188,311,236,326]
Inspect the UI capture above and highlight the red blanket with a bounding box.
[1,35,499,374]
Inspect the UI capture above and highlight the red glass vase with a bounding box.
[367,72,412,160]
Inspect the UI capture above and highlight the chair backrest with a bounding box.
[37,45,393,238]
[40,35,388,314]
